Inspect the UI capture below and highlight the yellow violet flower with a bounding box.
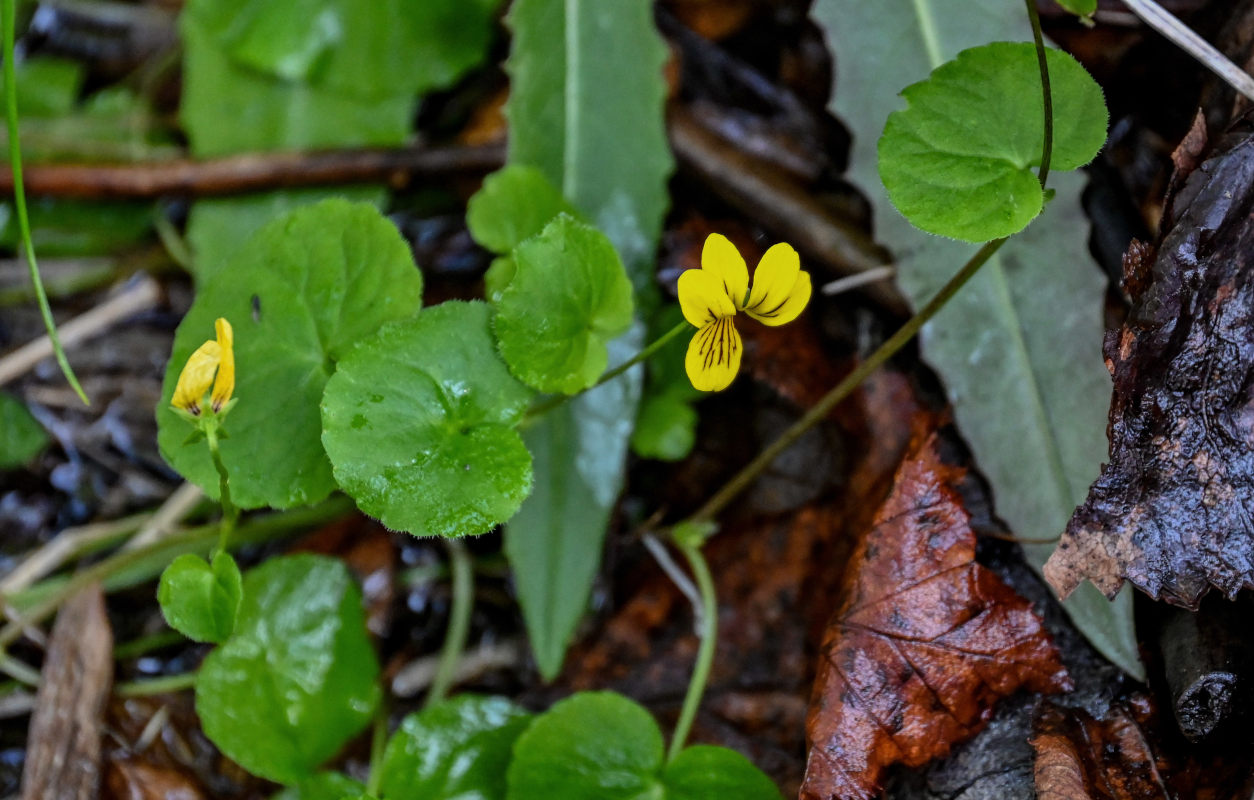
[678,234,812,391]
[172,318,235,416]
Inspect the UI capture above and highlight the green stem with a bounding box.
[525,320,688,420]
[115,670,198,697]
[2,0,87,405]
[0,651,40,686]
[206,426,238,557]
[667,540,717,762]
[365,696,389,796]
[113,629,186,660]
[1025,0,1054,188]
[688,238,1007,524]
[425,538,473,709]
[0,496,354,650]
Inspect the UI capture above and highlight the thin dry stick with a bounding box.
[123,482,205,551]
[1123,0,1254,102]
[0,144,504,199]
[0,512,150,596]
[0,274,160,389]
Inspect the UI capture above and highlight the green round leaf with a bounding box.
[493,215,635,394]
[322,301,534,538]
[0,393,48,469]
[196,554,381,784]
[878,42,1107,242]
[506,692,664,800]
[185,0,498,101]
[467,165,579,255]
[157,551,242,644]
[378,694,532,800]
[157,199,423,510]
[663,746,781,800]
[272,773,366,800]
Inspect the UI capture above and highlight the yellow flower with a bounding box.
[172,318,235,416]
[678,234,812,391]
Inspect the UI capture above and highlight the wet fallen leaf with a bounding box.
[104,759,207,800]
[1045,132,1254,608]
[802,434,1071,800]
[1031,700,1168,800]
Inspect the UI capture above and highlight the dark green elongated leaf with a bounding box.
[322,301,534,538]
[378,694,532,800]
[878,43,1106,241]
[272,773,365,800]
[505,0,672,286]
[189,0,498,101]
[0,393,48,469]
[179,7,416,157]
[812,0,1141,678]
[157,199,423,510]
[502,363,637,679]
[502,0,671,680]
[2,57,83,116]
[196,554,380,785]
[467,165,580,256]
[494,216,635,394]
[0,197,152,257]
[157,551,242,643]
[506,692,778,800]
[178,6,412,280]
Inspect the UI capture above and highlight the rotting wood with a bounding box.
[20,583,113,800]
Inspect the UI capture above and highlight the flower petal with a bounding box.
[701,233,749,309]
[211,317,235,411]
[679,268,737,328]
[744,242,801,317]
[172,340,222,414]
[684,317,743,392]
[743,269,812,327]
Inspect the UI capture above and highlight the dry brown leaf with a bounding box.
[802,434,1071,800]
[1031,700,1169,800]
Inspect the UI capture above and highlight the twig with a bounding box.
[0,273,160,390]
[821,265,897,296]
[1122,0,1254,102]
[0,512,150,596]
[123,482,204,552]
[0,144,504,199]
[391,639,521,698]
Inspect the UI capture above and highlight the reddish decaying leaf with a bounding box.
[1031,700,1169,800]
[1044,133,1254,608]
[801,434,1071,800]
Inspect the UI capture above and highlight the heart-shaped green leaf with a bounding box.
[663,746,782,800]
[467,165,579,255]
[157,551,242,644]
[157,199,423,510]
[493,215,634,394]
[878,42,1107,242]
[196,554,380,785]
[322,301,534,538]
[378,695,532,800]
[506,692,778,800]
[506,692,662,800]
